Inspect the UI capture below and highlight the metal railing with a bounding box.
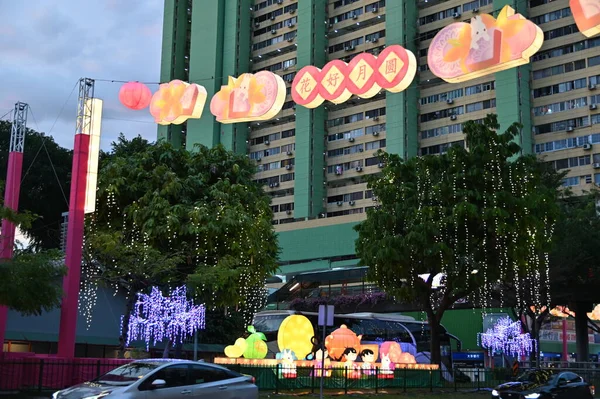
[2,359,600,395]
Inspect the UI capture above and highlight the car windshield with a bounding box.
[96,363,159,385]
[517,370,556,385]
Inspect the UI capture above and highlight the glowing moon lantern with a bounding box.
[277,315,315,360]
[119,82,152,110]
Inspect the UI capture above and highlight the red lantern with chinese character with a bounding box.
[119,81,152,110]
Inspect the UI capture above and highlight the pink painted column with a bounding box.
[0,151,24,356]
[56,133,90,358]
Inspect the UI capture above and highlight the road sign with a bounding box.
[318,305,334,326]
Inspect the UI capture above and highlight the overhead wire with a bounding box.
[0,110,13,121]
[21,80,79,185]
[27,107,70,208]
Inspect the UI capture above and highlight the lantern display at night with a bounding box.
[292,44,416,109]
[277,314,315,360]
[478,316,536,357]
[570,0,600,37]
[324,324,363,361]
[124,286,205,349]
[119,81,152,110]
[224,325,268,359]
[149,79,207,125]
[210,71,286,123]
[428,6,544,83]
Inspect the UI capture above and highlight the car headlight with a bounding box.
[491,389,499,397]
[524,393,541,399]
[52,392,60,399]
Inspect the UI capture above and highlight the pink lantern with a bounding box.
[119,81,152,110]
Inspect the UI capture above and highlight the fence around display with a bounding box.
[2,357,600,395]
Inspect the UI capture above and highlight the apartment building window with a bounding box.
[366,30,385,42]
[465,99,496,113]
[327,160,363,173]
[530,0,556,7]
[280,202,294,211]
[249,132,281,146]
[327,208,364,217]
[365,1,385,13]
[420,89,463,105]
[329,36,364,53]
[281,143,295,153]
[329,7,363,24]
[562,175,591,187]
[365,157,383,166]
[464,81,495,95]
[258,161,281,172]
[282,101,295,110]
[533,97,588,116]
[419,28,443,42]
[333,0,361,8]
[544,24,578,41]
[249,147,281,160]
[532,37,600,62]
[533,78,587,98]
[328,191,363,203]
[589,55,600,67]
[254,8,284,23]
[282,129,295,138]
[281,158,295,168]
[419,6,461,25]
[256,176,280,186]
[595,174,600,185]
[535,134,600,154]
[280,173,295,182]
[590,75,600,86]
[283,4,297,13]
[282,72,295,83]
[463,0,491,12]
[421,123,463,139]
[283,31,296,41]
[327,112,364,127]
[532,59,586,80]
[255,0,278,10]
[421,106,464,122]
[592,114,600,125]
[533,117,589,135]
[328,128,364,142]
[365,107,386,119]
[366,123,386,135]
[548,155,591,171]
[421,140,465,155]
[531,8,572,25]
[366,139,386,150]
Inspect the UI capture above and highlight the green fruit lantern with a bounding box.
[243,325,268,359]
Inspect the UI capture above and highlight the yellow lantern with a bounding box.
[277,315,315,360]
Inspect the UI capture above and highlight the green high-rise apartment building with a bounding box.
[160,0,600,278]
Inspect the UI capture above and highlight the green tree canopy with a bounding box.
[355,115,560,364]
[0,121,72,249]
[87,136,279,342]
[0,249,65,316]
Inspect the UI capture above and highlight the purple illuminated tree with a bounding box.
[124,286,205,354]
[478,316,536,357]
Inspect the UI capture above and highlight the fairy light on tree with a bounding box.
[125,285,206,349]
[479,316,536,357]
[355,115,560,365]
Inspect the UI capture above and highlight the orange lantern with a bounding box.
[119,82,152,110]
[324,325,362,361]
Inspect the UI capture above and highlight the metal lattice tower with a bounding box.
[9,102,28,153]
[76,78,95,135]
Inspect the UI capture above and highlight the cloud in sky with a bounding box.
[0,1,164,150]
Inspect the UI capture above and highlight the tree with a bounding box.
[0,121,72,249]
[0,249,66,315]
[355,115,559,365]
[87,137,279,349]
[548,191,600,362]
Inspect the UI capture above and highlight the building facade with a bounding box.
[159,0,600,276]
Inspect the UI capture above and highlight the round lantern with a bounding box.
[277,315,315,360]
[380,341,403,363]
[119,81,152,110]
[324,324,362,361]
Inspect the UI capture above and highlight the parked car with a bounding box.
[491,369,594,399]
[52,359,258,399]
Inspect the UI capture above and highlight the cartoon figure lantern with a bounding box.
[324,324,362,361]
[277,314,315,360]
[119,82,152,110]
[427,6,543,83]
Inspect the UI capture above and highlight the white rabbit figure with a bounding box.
[470,16,491,50]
